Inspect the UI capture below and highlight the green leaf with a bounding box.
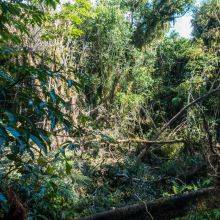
[172,97,182,107]
[173,185,178,194]
[0,137,5,146]
[4,111,17,125]
[46,165,55,175]
[0,70,14,82]
[67,79,74,87]
[30,134,47,153]
[100,133,116,143]
[65,162,72,175]
[6,153,22,163]
[6,126,21,138]
[38,130,51,145]
[49,89,57,103]
[49,113,57,130]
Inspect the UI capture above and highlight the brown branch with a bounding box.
[80,187,220,220]
[52,136,184,146]
[5,187,27,220]
[117,139,184,144]
[201,112,215,154]
[2,166,21,180]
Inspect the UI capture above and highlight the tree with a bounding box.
[0,1,77,217]
[192,0,220,49]
[1,0,219,219]
[132,0,194,48]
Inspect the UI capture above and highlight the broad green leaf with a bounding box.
[30,134,47,153]
[6,126,21,138]
[0,70,14,83]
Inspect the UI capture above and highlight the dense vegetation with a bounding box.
[0,0,219,219]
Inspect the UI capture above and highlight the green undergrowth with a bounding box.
[175,209,220,220]
[1,143,213,219]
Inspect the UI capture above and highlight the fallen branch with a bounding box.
[138,86,220,160]
[57,137,184,146]
[80,187,220,220]
[157,86,220,139]
[117,139,184,145]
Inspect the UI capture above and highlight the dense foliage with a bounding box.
[0,0,219,219]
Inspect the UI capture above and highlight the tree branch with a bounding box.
[117,139,184,145]
[157,86,220,138]
[138,86,220,160]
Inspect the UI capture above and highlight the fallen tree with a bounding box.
[80,187,220,220]
[157,86,220,139]
[117,139,184,145]
[138,86,220,161]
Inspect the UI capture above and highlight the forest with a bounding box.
[0,0,220,219]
